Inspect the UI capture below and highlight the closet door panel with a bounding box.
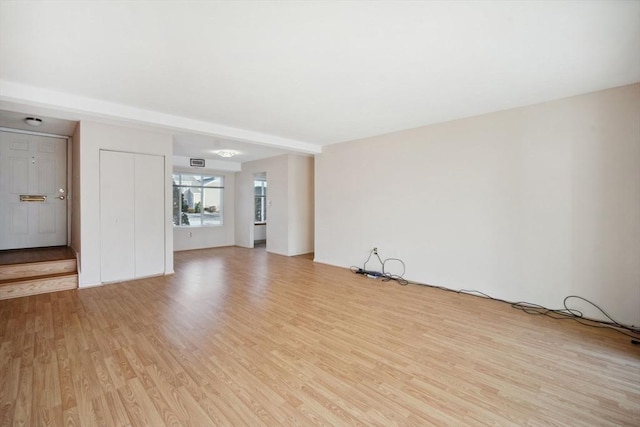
[100,150,135,282]
[134,153,165,277]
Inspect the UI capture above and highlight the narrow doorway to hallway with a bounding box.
[254,172,267,249]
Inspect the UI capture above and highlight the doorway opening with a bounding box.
[254,172,267,249]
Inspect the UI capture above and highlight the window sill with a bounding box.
[173,224,224,228]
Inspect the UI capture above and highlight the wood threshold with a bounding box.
[0,273,78,300]
[0,259,77,281]
[0,246,638,425]
[0,246,75,265]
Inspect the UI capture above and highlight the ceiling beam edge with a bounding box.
[0,79,322,155]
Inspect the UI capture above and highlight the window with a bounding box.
[173,173,224,226]
[255,179,267,223]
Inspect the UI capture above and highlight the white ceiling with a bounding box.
[1,1,639,161]
[172,132,294,163]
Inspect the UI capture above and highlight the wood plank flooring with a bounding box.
[1,246,638,426]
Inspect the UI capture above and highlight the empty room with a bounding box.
[0,1,639,426]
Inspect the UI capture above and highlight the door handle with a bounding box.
[57,195,66,200]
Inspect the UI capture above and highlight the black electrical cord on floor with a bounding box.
[513,296,640,337]
[350,249,409,285]
[380,258,408,286]
[350,250,640,342]
[445,288,640,340]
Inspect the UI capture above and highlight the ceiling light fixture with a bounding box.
[25,117,43,126]
[215,150,238,158]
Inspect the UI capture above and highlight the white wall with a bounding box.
[173,166,236,251]
[70,123,81,265]
[288,155,314,255]
[77,121,174,286]
[315,83,640,326]
[235,154,314,256]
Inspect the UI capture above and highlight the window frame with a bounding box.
[254,178,267,224]
[172,173,224,228]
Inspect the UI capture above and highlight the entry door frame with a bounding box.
[0,126,72,249]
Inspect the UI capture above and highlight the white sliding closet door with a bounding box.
[134,153,165,277]
[100,151,135,282]
[100,150,165,283]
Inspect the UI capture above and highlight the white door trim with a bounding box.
[0,126,71,140]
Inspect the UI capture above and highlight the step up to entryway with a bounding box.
[0,247,78,300]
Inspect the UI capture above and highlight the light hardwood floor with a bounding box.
[1,246,638,426]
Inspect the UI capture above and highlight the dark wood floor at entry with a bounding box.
[0,246,638,426]
[0,246,75,266]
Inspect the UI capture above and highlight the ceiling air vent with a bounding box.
[190,158,205,167]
